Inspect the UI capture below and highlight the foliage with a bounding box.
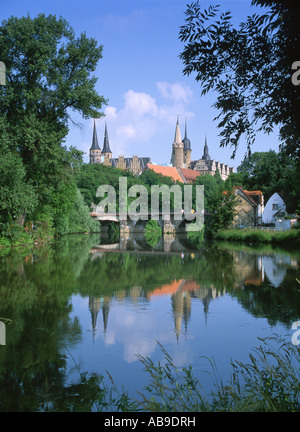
[0,149,37,227]
[144,220,162,248]
[67,189,100,234]
[210,336,300,412]
[187,228,205,249]
[137,342,209,412]
[179,0,300,159]
[234,150,300,213]
[0,236,299,411]
[0,13,106,237]
[194,172,237,237]
[76,163,137,208]
[215,227,300,245]
[135,336,300,412]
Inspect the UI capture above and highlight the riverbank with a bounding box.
[214,227,300,246]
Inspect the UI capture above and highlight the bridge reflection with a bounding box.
[90,232,199,256]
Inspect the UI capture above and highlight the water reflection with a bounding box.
[0,233,299,411]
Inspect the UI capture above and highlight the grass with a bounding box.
[59,334,299,412]
[132,335,300,412]
[214,227,300,246]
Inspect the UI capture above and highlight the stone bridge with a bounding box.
[90,211,197,234]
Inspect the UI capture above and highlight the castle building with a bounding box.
[89,120,151,175]
[89,117,234,180]
[170,118,234,180]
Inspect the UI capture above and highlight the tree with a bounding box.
[194,173,237,236]
[236,150,299,212]
[0,117,37,228]
[179,0,300,160]
[0,14,107,217]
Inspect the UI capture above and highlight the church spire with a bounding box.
[90,119,100,150]
[171,117,184,168]
[102,121,112,154]
[174,116,183,144]
[182,118,191,151]
[202,134,211,160]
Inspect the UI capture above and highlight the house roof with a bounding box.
[146,164,202,184]
[243,190,264,205]
[146,164,183,183]
[178,168,201,183]
[111,157,151,170]
[148,279,201,298]
[234,186,258,206]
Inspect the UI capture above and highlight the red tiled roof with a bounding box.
[178,168,201,183]
[148,279,183,298]
[243,190,264,205]
[148,279,201,298]
[146,164,202,184]
[146,164,183,183]
[234,186,258,206]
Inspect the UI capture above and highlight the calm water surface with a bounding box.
[0,233,299,411]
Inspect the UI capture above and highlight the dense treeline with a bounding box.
[0,14,106,244]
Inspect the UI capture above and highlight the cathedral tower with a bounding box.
[202,135,211,160]
[171,117,184,169]
[89,120,101,163]
[102,121,112,160]
[182,118,192,168]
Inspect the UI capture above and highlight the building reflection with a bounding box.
[87,249,297,340]
[88,280,224,341]
[88,296,110,340]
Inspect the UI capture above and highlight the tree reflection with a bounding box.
[0,234,299,411]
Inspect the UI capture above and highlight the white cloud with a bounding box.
[123,90,158,117]
[117,124,137,140]
[156,82,193,104]
[104,106,117,119]
[98,82,195,159]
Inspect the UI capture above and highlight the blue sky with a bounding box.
[1,0,280,169]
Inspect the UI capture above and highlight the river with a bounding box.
[0,232,299,411]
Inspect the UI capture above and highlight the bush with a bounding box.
[215,228,300,246]
[145,220,162,248]
[67,189,100,234]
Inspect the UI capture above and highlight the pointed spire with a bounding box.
[182,118,191,150]
[202,134,211,160]
[90,119,101,150]
[174,116,183,144]
[102,121,112,154]
[88,297,101,341]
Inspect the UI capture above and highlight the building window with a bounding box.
[272,204,279,210]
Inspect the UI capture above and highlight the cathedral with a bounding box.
[89,118,234,180]
[89,120,151,175]
[170,117,234,180]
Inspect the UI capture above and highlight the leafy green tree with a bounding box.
[0,13,107,230]
[179,0,300,159]
[77,164,136,208]
[236,150,299,212]
[139,168,176,188]
[195,173,237,236]
[0,118,37,228]
[68,189,100,233]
